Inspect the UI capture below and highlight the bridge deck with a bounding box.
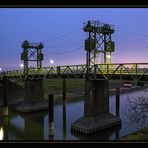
[0,63,148,81]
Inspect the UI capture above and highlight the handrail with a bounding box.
[0,63,148,80]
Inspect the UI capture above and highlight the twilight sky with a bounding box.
[0,8,148,70]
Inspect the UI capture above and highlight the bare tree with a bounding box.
[125,89,148,128]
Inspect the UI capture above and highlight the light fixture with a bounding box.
[50,60,54,64]
[20,64,24,69]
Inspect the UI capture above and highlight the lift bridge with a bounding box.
[0,63,148,81]
[0,20,148,135]
[0,20,148,81]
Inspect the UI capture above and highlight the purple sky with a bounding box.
[0,8,148,70]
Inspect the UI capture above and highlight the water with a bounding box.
[0,88,148,141]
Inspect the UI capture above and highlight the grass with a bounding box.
[119,128,148,140]
[44,79,85,93]
[0,79,147,102]
[0,79,85,102]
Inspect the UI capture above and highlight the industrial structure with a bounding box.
[83,20,115,75]
[21,40,44,103]
[0,20,148,135]
[21,40,44,75]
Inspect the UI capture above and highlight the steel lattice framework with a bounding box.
[0,21,148,82]
[21,40,44,75]
[83,20,115,76]
[0,63,148,81]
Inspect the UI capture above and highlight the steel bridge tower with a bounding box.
[71,21,120,134]
[83,20,115,74]
[21,40,44,75]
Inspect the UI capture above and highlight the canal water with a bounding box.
[0,88,148,141]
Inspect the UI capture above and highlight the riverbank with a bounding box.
[0,79,148,106]
[0,85,148,107]
[45,85,148,104]
[119,128,148,140]
[0,81,148,140]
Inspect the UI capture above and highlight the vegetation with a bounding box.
[44,79,85,94]
[120,128,148,140]
[120,90,148,140]
[0,79,85,102]
[125,91,148,129]
[0,79,147,103]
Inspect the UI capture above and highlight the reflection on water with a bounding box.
[62,106,67,139]
[0,127,4,140]
[0,88,147,140]
[11,116,24,131]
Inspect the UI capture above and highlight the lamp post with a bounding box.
[106,54,111,60]
[50,60,54,67]
[20,64,24,69]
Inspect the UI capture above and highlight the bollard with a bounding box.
[3,76,8,116]
[48,94,54,139]
[62,79,66,107]
[116,87,120,117]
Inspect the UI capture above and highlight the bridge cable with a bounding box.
[41,28,82,43]
[43,46,83,54]
[115,29,148,37]
[44,39,83,49]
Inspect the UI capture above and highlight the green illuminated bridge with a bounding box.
[0,63,148,81]
[1,20,148,135]
[0,21,148,81]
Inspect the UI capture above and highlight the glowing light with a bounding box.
[106,55,111,59]
[0,68,2,71]
[50,60,54,64]
[20,64,24,69]
[0,128,4,140]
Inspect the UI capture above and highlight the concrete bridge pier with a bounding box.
[24,78,44,103]
[71,79,121,134]
[16,78,46,112]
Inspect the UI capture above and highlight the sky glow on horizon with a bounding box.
[0,8,148,70]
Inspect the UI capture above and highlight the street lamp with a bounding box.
[106,54,111,59]
[20,64,24,69]
[50,59,54,66]
[0,68,2,71]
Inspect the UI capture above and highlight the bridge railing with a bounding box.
[0,63,148,80]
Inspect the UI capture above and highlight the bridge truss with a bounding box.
[0,63,148,81]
